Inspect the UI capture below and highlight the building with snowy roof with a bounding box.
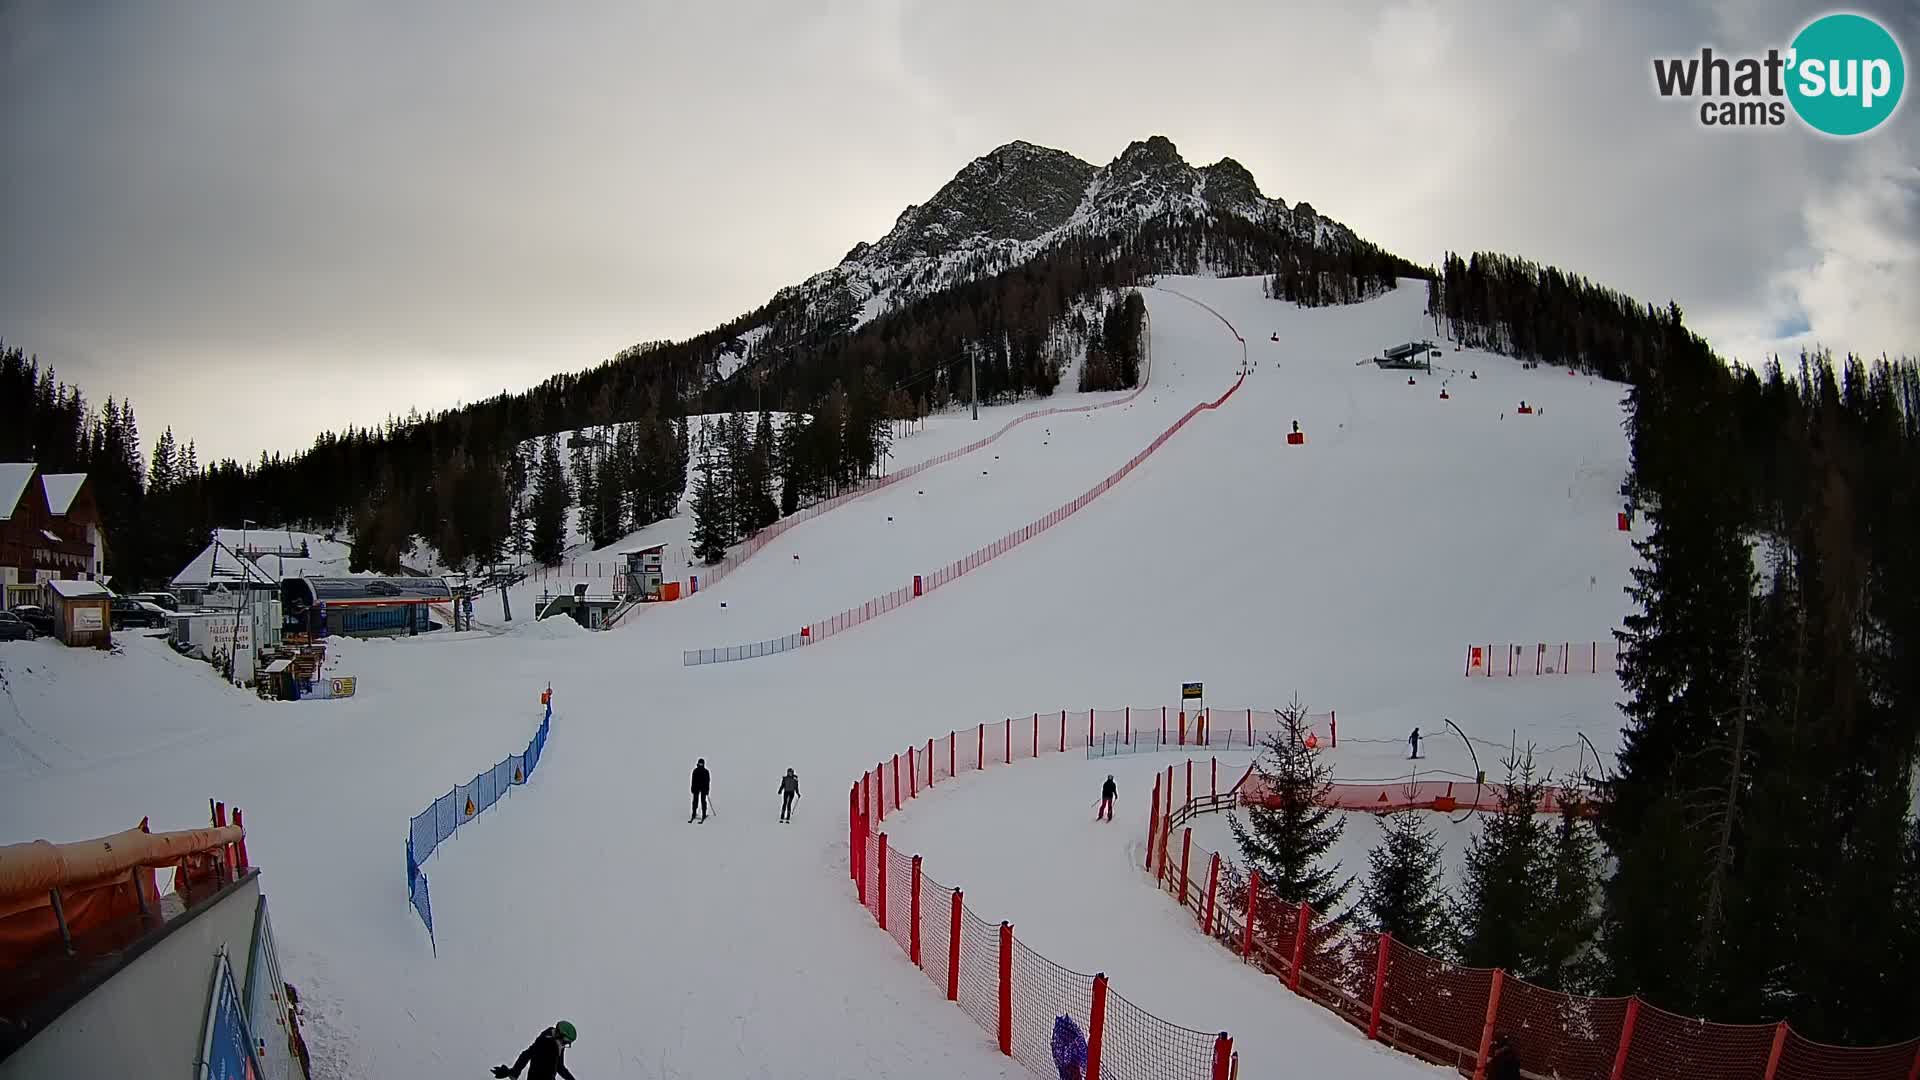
[0,464,107,610]
[281,576,451,638]
[169,538,281,608]
[43,577,111,648]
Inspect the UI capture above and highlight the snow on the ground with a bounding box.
[0,275,1639,1079]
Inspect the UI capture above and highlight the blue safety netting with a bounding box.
[405,692,553,953]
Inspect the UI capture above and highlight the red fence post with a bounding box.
[1157,809,1172,883]
[848,784,859,881]
[1162,706,1167,744]
[949,731,956,778]
[877,834,891,931]
[1762,1022,1789,1080]
[977,723,984,770]
[232,808,249,870]
[1203,853,1221,934]
[910,854,923,966]
[1087,972,1108,1080]
[876,763,886,823]
[1032,712,1038,759]
[1124,707,1131,745]
[1368,933,1391,1041]
[1472,969,1505,1080]
[1608,996,1640,1080]
[1059,709,1066,752]
[1242,872,1260,959]
[1180,828,1193,907]
[997,922,1014,1057]
[908,746,917,798]
[1908,1042,1920,1080]
[1146,777,1161,872]
[1288,902,1310,991]
[1212,1033,1233,1080]
[1212,757,1218,799]
[893,754,902,810]
[1246,708,1253,747]
[1179,709,1187,746]
[1005,719,1011,764]
[1187,759,1193,806]
[947,888,963,1001]
[1330,710,1337,748]
[927,738,935,785]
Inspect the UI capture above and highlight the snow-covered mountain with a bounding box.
[705,135,1362,384]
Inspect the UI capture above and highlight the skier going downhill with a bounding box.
[1097,775,1116,821]
[492,1020,577,1080]
[778,768,800,822]
[690,759,711,822]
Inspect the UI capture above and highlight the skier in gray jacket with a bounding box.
[778,768,800,822]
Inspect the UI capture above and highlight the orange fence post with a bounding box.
[1203,852,1221,935]
[909,854,923,966]
[908,746,917,798]
[1472,969,1505,1080]
[997,922,1014,1057]
[1087,973,1108,1080]
[1146,777,1161,872]
[1211,1033,1233,1080]
[1242,872,1260,959]
[947,888,964,1001]
[877,834,890,931]
[1180,828,1193,907]
[1368,933,1391,1041]
[1289,902,1310,991]
[1609,996,1639,1080]
[1762,1022,1789,1080]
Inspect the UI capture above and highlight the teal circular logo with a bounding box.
[1787,13,1905,136]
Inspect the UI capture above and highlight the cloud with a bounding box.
[0,1,1915,461]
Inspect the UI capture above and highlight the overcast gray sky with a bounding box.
[2,1,1915,463]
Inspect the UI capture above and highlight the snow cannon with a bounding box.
[1439,388,1450,400]
[1286,420,1305,446]
[1269,332,1278,342]
[1470,371,1478,379]
[1517,400,1534,415]
[1407,376,1417,386]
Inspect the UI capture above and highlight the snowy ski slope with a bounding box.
[0,275,1637,1079]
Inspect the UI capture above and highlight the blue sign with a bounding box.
[201,951,258,1080]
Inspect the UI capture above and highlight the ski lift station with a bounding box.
[1374,340,1438,370]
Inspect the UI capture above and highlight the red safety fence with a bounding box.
[1146,775,1920,1080]
[686,366,1246,664]
[847,709,1241,1079]
[1466,641,1622,678]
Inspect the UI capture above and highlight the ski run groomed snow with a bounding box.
[0,275,1637,1079]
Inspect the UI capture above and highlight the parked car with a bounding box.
[0,611,37,642]
[131,591,180,612]
[9,605,55,637]
[109,597,168,629]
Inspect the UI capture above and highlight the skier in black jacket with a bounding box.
[1097,775,1117,821]
[493,1020,576,1080]
[690,759,711,822]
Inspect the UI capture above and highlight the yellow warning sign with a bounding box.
[464,797,476,816]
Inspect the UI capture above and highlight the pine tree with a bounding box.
[1359,808,1450,952]
[778,413,806,516]
[1454,749,1550,974]
[572,436,598,544]
[689,451,729,565]
[529,434,570,566]
[592,435,626,548]
[740,410,779,533]
[1534,799,1601,992]
[1228,697,1352,917]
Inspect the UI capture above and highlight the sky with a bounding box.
[1,0,1915,464]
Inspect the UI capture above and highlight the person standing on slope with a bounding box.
[690,759,711,823]
[493,1020,577,1080]
[1408,727,1422,760]
[1097,775,1117,821]
[778,768,800,822]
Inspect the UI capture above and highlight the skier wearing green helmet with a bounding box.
[492,1020,577,1079]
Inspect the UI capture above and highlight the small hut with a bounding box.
[45,579,112,648]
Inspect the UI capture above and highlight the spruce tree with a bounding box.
[1359,808,1450,953]
[689,452,729,565]
[529,434,570,566]
[1228,697,1352,917]
[1535,799,1601,992]
[1454,749,1550,974]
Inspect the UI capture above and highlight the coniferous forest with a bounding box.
[1233,254,1920,1046]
